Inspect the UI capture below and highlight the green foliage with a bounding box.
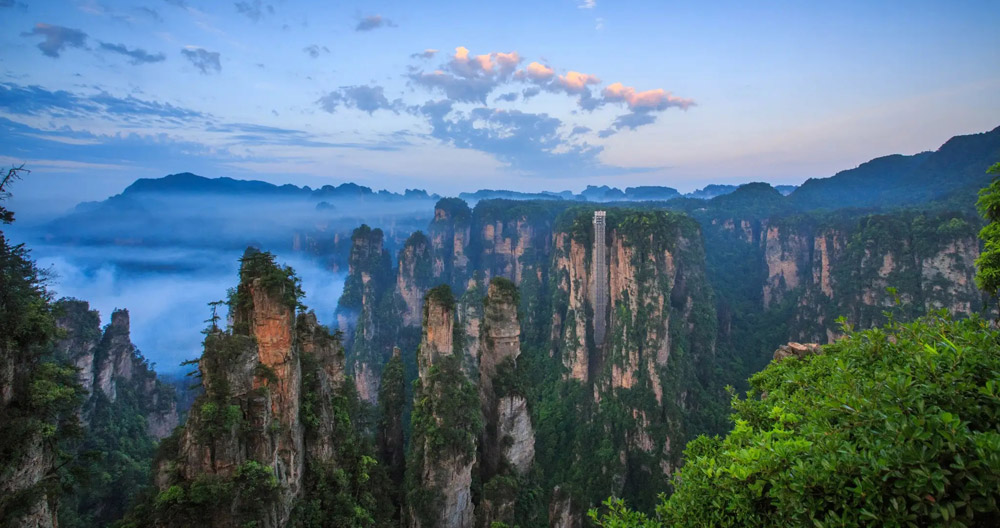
[338,225,393,313]
[975,162,1000,300]
[0,171,86,525]
[231,248,304,333]
[434,197,472,224]
[405,353,483,526]
[294,345,394,528]
[376,352,406,493]
[597,313,1000,527]
[486,277,520,308]
[403,231,434,288]
[425,284,457,313]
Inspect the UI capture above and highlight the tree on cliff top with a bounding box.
[975,162,1000,304]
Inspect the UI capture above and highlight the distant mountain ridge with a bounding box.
[123,172,438,201]
[789,125,1000,210]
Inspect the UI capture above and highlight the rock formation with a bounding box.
[407,285,481,528]
[54,300,179,439]
[397,231,434,327]
[772,342,822,362]
[477,278,536,528]
[429,198,472,289]
[143,249,378,528]
[335,224,399,404]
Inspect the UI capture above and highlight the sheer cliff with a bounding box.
[128,249,390,528]
[52,300,180,527]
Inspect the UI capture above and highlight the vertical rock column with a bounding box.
[478,278,535,527]
[407,286,481,528]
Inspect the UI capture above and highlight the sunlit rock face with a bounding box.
[152,251,349,528]
[410,286,477,528]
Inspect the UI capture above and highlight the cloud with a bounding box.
[579,0,596,8]
[599,112,658,137]
[602,82,695,111]
[419,102,602,173]
[23,23,87,58]
[516,62,555,82]
[317,85,402,114]
[0,83,203,122]
[234,0,273,22]
[409,71,499,104]
[207,122,403,150]
[99,42,166,65]
[410,49,438,59]
[449,46,520,78]
[409,46,522,103]
[89,92,204,120]
[303,44,330,58]
[181,47,221,74]
[570,125,591,136]
[356,14,395,31]
[555,71,601,94]
[522,86,541,99]
[495,92,518,103]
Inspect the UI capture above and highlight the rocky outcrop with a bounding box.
[398,231,433,327]
[772,342,822,362]
[552,232,592,382]
[708,212,986,345]
[150,250,357,528]
[920,236,981,314]
[763,225,809,308]
[477,279,536,528]
[408,286,480,528]
[336,225,399,404]
[54,300,179,440]
[548,486,581,528]
[429,198,473,289]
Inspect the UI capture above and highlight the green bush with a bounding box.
[591,312,1000,527]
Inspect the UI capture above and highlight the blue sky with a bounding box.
[2,0,999,217]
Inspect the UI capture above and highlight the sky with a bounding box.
[2,0,1000,218]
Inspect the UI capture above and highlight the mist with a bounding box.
[3,174,449,373]
[30,243,345,374]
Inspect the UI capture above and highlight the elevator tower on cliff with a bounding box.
[593,210,608,347]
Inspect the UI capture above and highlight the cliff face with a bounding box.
[477,278,536,528]
[429,198,473,290]
[146,250,375,528]
[754,213,984,342]
[54,300,179,440]
[336,224,400,404]
[551,231,592,383]
[407,286,481,528]
[333,198,988,525]
[398,231,434,327]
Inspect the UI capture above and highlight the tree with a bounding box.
[589,312,1000,527]
[975,162,1000,303]
[0,165,29,224]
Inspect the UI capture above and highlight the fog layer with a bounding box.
[30,243,344,374]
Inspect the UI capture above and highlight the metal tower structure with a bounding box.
[593,211,608,347]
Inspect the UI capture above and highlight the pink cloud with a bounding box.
[450,46,521,78]
[516,61,555,82]
[602,82,695,110]
[556,71,601,94]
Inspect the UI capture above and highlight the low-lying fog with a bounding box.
[27,243,345,374]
